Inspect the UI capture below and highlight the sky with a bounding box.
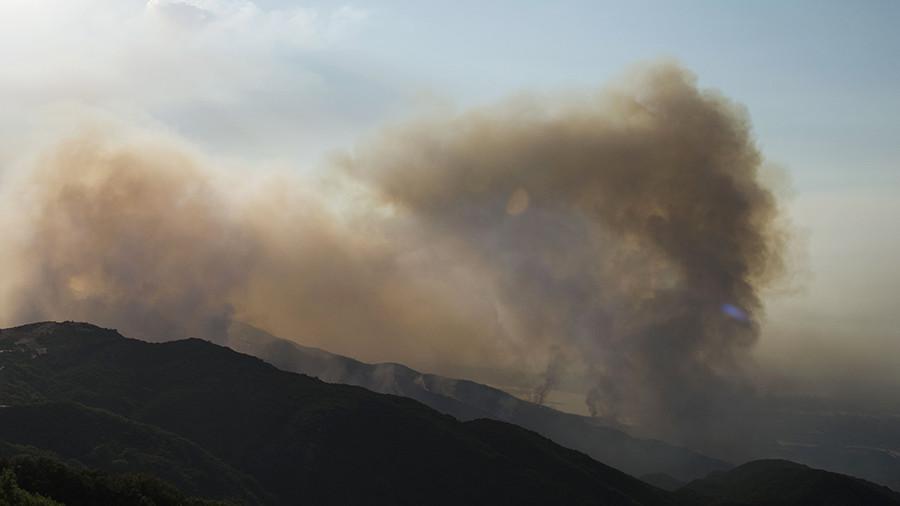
[0,0,898,405]
[3,1,897,186]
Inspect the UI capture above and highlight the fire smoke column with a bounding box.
[348,61,785,445]
[0,61,784,448]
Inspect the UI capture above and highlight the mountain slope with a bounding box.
[0,454,229,506]
[224,324,900,494]
[221,322,729,482]
[0,322,679,506]
[0,402,270,504]
[677,459,900,506]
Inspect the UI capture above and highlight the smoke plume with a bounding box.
[348,62,785,440]
[0,62,785,444]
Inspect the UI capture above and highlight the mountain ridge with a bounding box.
[0,321,680,506]
[677,459,900,505]
[3,321,897,506]
[219,321,730,482]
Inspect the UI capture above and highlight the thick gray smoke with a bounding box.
[0,62,785,444]
[349,63,785,441]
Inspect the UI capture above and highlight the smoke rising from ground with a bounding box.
[347,62,786,443]
[0,62,785,444]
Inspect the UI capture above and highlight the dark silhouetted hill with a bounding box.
[222,324,900,492]
[0,322,679,506]
[0,454,229,506]
[642,473,687,491]
[0,402,270,504]
[221,322,729,482]
[677,459,900,506]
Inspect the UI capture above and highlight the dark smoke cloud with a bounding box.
[346,62,785,442]
[0,62,785,445]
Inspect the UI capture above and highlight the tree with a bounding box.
[0,468,61,506]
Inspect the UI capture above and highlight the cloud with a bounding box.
[146,0,369,48]
[0,0,383,166]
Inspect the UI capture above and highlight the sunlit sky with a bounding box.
[3,1,897,187]
[1,0,898,388]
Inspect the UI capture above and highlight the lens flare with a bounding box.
[721,303,749,322]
